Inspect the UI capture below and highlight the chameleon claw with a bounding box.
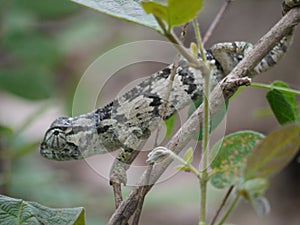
[109,159,128,185]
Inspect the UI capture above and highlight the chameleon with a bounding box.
[40,0,300,184]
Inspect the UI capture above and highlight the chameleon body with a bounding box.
[40,1,300,183]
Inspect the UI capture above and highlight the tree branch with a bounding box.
[107,6,300,225]
[203,0,233,46]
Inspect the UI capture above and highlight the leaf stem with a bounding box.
[155,23,188,145]
[193,18,206,62]
[215,194,240,225]
[168,151,201,179]
[199,70,210,225]
[156,14,212,225]
[210,186,234,225]
[192,21,211,225]
[199,177,207,225]
[154,16,208,72]
[251,82,300,96]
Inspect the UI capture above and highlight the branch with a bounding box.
[107,6,300,225]
[203,0,233,46]
[229,7,300,79]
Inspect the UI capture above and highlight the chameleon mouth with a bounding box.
[39,147,56,160]
[39,142,66,161]
[40,141,83,161]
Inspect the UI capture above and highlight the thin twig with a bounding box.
[203,0,233,46]
[154,51,179,146]
[108,6,300,225]
[180,23,189,44]
[135,23,189,224]
[210,186,234,225]
[111,182,123,209]
[154,23,189,146]
[229,8,300,79]
[193,18,207,63]
[154,16,208,70]
[191,18,211,224]
[200,72,210,224]
[132,165,153,225]
[215,194,240,225]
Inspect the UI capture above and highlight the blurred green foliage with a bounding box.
[0,1,111,224]
[0,0,79,100]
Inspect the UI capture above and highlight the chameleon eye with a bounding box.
[53,130,60,136]
[44,128,67,150]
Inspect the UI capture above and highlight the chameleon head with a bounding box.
[40,117,83,160]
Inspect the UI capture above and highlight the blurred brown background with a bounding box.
[0,0,299,224]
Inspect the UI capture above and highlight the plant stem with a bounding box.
[193,18,206,62]
[192,18,210,225]
[215,194,240,225]
[210,186,234,225]
[251,82,300,95]
[154,16,208,72]
[155,23,189,146]
[199,177,207,225]
[199,72,210,225]
[156,14,212,225]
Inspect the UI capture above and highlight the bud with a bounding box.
[146,146,172,163]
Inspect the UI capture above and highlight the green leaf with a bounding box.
[0,195,86,225]
[71,0,161,32]
[210,131,264,189]
[3,31,62,68]
[0,68,54,100]
[0,125,13,136]
[272,81,297,109]
[8,157,94,208]
[250,196,271,215]
[165,114,175,137]
[14,0,79,19]
[183,147,193,164]
[0,125,14,154]
[13,141,40,158]
[266,81,298,125]
[175,148,193,172]
[142,0,203,29]
[238,178,270,215]
[188,96,203,115]
[245,123,300,180]
[175,165,190,172]
[238,178,269,199]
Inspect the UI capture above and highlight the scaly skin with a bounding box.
[40,0,300,184]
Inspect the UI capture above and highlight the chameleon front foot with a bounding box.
[109,159,130,209]
[109,147,138,185]
[109,159,129,185]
